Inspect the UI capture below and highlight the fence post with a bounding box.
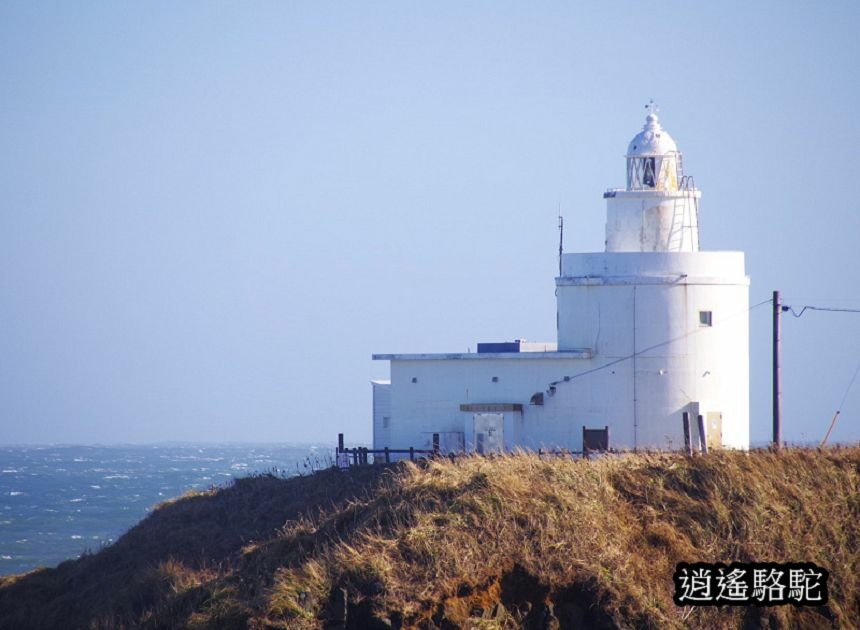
[338,433,344,454]
[682,412,692,456]
[384,447,390,463]
[582,425,589,460]
[697,415,709,455]
[432,433,440,455]
[409,446,415,461]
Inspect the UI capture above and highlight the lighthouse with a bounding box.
[372,108,750,454]
[556,107,749,450]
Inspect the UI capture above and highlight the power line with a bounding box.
[783,305,860,318]
[820,361,860,447]
[837,362,860,411]
[546,298,772,389]
[777,298,860,445]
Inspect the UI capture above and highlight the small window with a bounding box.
[383,416,390,429]
[699,311,713,327]
[491,376,499,383]
[411,377,418,383]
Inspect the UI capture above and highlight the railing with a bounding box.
[336,433,438,467]
[336,429,612,467]
[339,446,438,466]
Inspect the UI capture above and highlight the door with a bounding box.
[706,412,722,450]
[473,413,504,454]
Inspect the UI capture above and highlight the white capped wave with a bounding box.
[0,443,315,574]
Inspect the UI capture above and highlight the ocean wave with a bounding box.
[0,443,320,576]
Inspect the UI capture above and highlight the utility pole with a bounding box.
[773,290,782,449]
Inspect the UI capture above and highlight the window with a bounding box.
[383,416,390,429]
[642,157,656,188]
[699,311,713,327]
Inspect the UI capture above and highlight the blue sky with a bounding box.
[1,2,858,446]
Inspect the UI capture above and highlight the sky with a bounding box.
[1,1,859,446]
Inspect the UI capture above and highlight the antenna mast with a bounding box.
[558,212,564,277]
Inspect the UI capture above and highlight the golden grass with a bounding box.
[0,447,857,629]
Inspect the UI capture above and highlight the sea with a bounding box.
[0,443,333,577]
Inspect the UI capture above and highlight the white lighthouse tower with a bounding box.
[606,104,700,252]
[555,106,750,449]
[372,107,750,455]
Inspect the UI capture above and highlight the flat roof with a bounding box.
[372,350,592,361]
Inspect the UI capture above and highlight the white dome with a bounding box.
[627,112,678,157]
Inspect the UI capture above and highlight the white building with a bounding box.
[372,110,749,455]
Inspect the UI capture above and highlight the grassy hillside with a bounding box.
[0,447,857,629]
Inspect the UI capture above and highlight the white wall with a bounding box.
[371,381,391,450]
[375,250,749,453]
[557,251,749,449]
[605,190,700,252]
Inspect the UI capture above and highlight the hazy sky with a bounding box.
[1,2,859,446]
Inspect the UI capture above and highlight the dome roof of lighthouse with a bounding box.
[627,112,678,157]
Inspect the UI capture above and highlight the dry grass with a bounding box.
[0,447,857,629]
